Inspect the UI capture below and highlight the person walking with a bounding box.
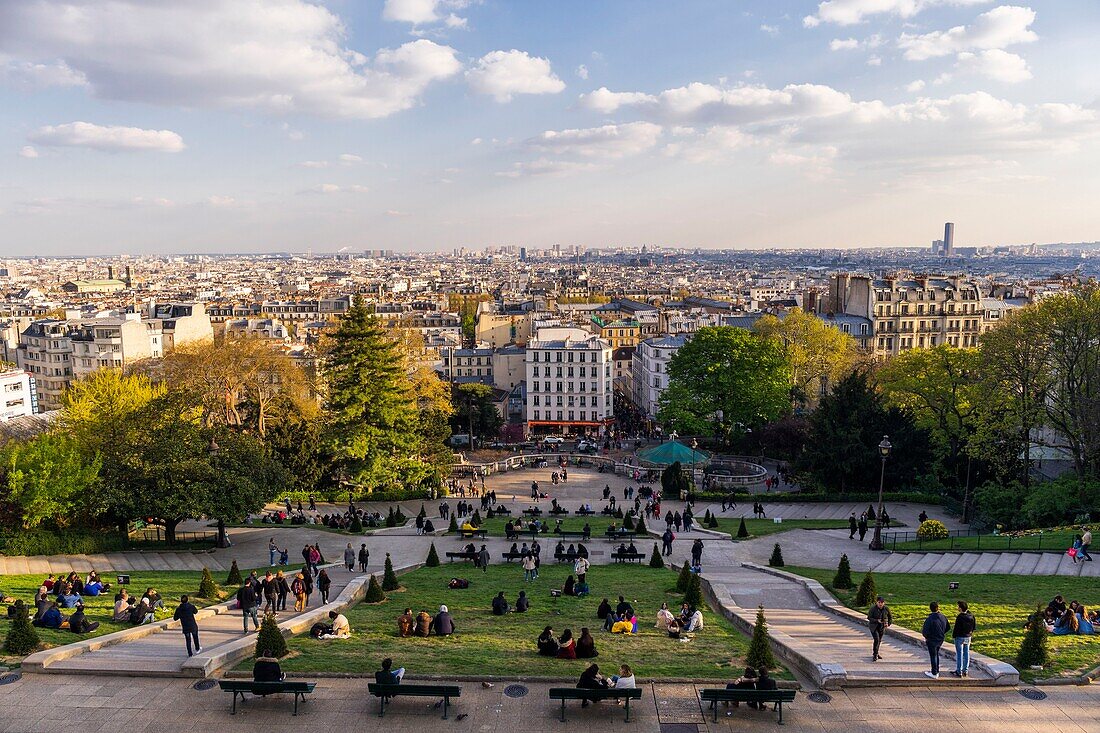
[1081,527,1093,561]
[317,569,332,605]
[261,572,277,615]
[690,539,704,568]
[574,556,590,586]
[662,528,675,557]
[344,543,356,572]
[237,582,259,633]
[522,553,537,582]
[857,514,868,543]
[173,595,200,656]
[848,514,857,540]
[867,596,892,661]
[951,601,975,678]
[477,545,490,573]
[921,602,951,679]
[275,571,289,611]
[358,544,370,572]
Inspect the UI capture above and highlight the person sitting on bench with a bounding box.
[68,603,100,634]
[627,541,637,554]
[375,657,405,685]
[724,666,758,708]
[254,649,285,682]
[555,541,566,557]
[538,626,560,656]
[492,591,510,615]
[577,663,609,706]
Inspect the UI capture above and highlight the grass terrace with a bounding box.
[710,518,850,540]
[785,567,1100,681]
[262,564,780,680]
[889,530,1079,553]
[460,516,627,537]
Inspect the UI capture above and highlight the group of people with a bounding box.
[655,600,704,638]
[1031,594,1098,635]
[1069,528,1093,563]
[491,590,530,614]
[19,575,161,635]
[868,596,977,678]
[395,605,456,636]
[538,626,600,659]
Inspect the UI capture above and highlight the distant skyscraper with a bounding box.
[520,247,527,262]
[932,239,944,255]
[943,222,955,256]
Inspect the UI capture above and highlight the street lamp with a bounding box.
[690,437,698,488]
[869,435,892,551]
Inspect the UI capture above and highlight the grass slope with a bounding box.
[268,564,767,680]
[785,566,1100,681]
[891,531,1078,553]
[710,518,850,539]
[464,517,623,537]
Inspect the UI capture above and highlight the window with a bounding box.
[534,410,540,420]
[5,398,24,408]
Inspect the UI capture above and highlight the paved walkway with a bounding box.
[0,673,1095,733]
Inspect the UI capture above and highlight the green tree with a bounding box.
[1017,606,1050,668]
[753,308,861,407]
[745,606,777,670]
[649,543,665,568]
[854,571,877,606]
[451,383,504,447]
[255,612,288,658]
[737,517,749,538]
[226,560,243,586]
[267,416,330,496]
[657,326,791,443]
[207,429,289,547]
[833,554,853,589]
[426,543,441,567]
[1,432,101,529]
[769,543,784,567]
[364,574,386,603]
[683,571,703,608]
[676,561,692,592]
[661,461,689,497]
[4,600,39,655]
[198,567,219,599]
[382,553,399,591]
[349,514,364,533]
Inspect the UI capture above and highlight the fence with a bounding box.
[882,528,1060,552]
[128,527,217,545]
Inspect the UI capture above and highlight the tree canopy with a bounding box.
[753,308,861,407]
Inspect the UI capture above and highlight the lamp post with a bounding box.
[690,437,698,489]
[869,435,892,551]
[208,435,230,550]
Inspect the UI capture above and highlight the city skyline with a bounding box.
[3,0,1100,255]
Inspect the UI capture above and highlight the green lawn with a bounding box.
[462,516,623,537]
[263,564,775,680]
[711,518,850,540]
[785,566,1100,681]
[0,565,298,665]
[891,530,1078,553]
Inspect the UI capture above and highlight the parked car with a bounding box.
[575,440,599,454]
[542,436,565,445]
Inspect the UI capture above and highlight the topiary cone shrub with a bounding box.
[636,514,648,534]
[418,504,427,519]
[916,519,949,541]
[226,560,243,586]
[448,515,458,533]
[385,507,397,527]
[4,600,39,655]
[683,571,703,608]
[624,515,635,531]
[395,507,407,524]
[349,514,364,534]
[737,517,749,538]
[708,513,719,529]
[854,571,877,606]
[649,543,665,568]
[769,543,785,568]
[1017,605,1050,669]
[676,561,692,592]
[746,605,777,670]
[833,554,854,590]
[382,553,399,591]
[471,510,482,527]
[426,543,441,567]
[364,574,386,603]
[198,567,219,599]
[255,613,288,658]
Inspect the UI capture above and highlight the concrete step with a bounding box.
[989,553,1019,574]
[1010,554,1042,575]
[1033,553,1062,575]
[928,554,963,574]
[910,554,945,573]
[872,553,909,573]
[969,553,999,574]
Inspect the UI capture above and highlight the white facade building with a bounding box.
[525,327,613,435]
[0,369,35,422]
[631,334,688,422]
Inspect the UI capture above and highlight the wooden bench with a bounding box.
[445,551,477,563]
[611,551,645,563]
[457,528,487,539]
[367,682,462,719]
[574,509,595,516]
[699,688,796,724]
[522,509,544,517]
[553,529,590,540]
[218,680,316,716]
[604,531,637,542]
[548,687,643,722]
[501,551,525,562]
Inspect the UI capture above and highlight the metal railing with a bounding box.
[882,528,1059,552]
[128,527,217,545]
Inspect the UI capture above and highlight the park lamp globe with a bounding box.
[868,435,892,551]
[878,436,892,458]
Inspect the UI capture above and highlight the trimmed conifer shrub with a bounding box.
[683,571,703,608]
[418,504,427,519]
[471,510,482,527]
[385,507,397,527]
[1017,605,1050,669]
[636,514,648,534]
[395,507,407,524]
[833,554,854,590]
[708,513,719,529]
[769,543,785,567]
[854,571,877,606]
[649,543,665,568]
[225,560,242,586]
[448,514,458,533]
[676,561,692,592]
[746,605,777,670]
[624,515,635,530]
[4,600,39,655]
[364,574,385,603]
[426,543,440,567]
[349,514,364,533]
[737,517,749,538]
[198,567,219,599]
[382,553,399,591]
[255,613,288,658]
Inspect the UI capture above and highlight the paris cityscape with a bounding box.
[2,1,1100,731]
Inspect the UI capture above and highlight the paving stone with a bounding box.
[989,554,1019,574]
[968,554,998,574]
[1032,553,1062,575]
[1009,554,1041,575]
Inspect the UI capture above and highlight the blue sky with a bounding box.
[2,0,1099,255]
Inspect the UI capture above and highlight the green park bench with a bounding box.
[548,687,643,722]
[218,680,316,716]
[699,688,796,724]
[367,682,462,719]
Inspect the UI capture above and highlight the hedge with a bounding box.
[695,490,946,506]
[276,488,436,504]
[0,530,131,556]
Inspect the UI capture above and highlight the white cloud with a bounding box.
[663,126,754,163]
[867,55,883,66]
[301,183,370,194]
[444,13,467,29]
[527,122,662,159]
[830,38,860,51]
[954,49,1032,82]
[906,80,927,92]
[0,59,87,90]
[29,122,185,153]
[300,160,329,168]
[804,0,991,27]
[338,154,364,164]
[577,87,657,114]
[0,1,461,119]
[760,24,780,36]
[466,50,565,102]
[206,196,238,207]
[496,158,603,178]
[19,145,38,158]
[576,64,589,80]
[384,0,441,24]
[899,5,1037,61]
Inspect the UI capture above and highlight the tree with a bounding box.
[364,574,386,603]
[661,462,689,498]
[854,572,877,607]
[636,514,648,534]
[349,514,364,533]
[255,613,288,658]
[753,308,861,407]
[649,543,665,568]
[267,416,330,497]
[426,543,440,567]
[1,432,101,529]
[1017,606,1050,668]
[737,517,749,538]
[452,383,504,448]
[676,561,692,592]
[322,296,421,491]
[746,606,776,670]
[683,572,703,608]
[207,429,289,548]
[226,560,242,586]
[382,553,399,591]
[4,600,39,655]
[448,514,458,533]
[198,568,219,599]
[657,326,791,443]
[833,554,853,589]
[769,543,784,567]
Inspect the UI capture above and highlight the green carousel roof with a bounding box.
[637,440,710,466]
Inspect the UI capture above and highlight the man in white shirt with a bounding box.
[574,556,590,585]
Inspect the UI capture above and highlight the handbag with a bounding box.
[1067,548,1078,558]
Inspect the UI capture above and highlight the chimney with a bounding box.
[124,266,133,285]
[108,265,115,280]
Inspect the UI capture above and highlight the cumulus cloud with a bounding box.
[663,126,755,163]
[576,64,589,80]
[906,80,927,92]
[898,5,1037,61]
[338,154,364,164]
[19,145,38,158]
[804,0,991,27]
[28,122,185,153]
[1,59,87,90]
[830,38,860,51]
[496,158,603,178]
[955,49,1032,82]
[0,1,461,119]
[526,122,662,159]
[301,183,370,194]
[578,87,657,114]
[760,25,780,37]
[467,50,565,102]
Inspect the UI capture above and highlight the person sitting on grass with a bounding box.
[1053,608,1079,635]
[656,602,675,631]
[724,667,759,709]
[610,613,634,634]
[58,584,82,609]
[1076,603,1096,634]
[415,609,432,637]
[375,657,405,685]
[432,604,455,636]
[562,575,576,597]
[253,648,285,682]
[42,574,56,593]
[34,587,51,622]
[683,607,704,633]
[577,663,609,706]
[131,596,155,625]
[515,591,529,613]
[492,591,510,616]
[557,628,577,659]
[597,598,612,621]
[538,626,560,656]
[666,617,682,639]
[68,602,100,634]
[83,571,109,596]
[34,601,65,629]
[397,608,415,637]
[319,610,351,639]
[576,627,598,658]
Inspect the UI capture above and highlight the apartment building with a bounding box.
[525,327,613,435]
[443,347,494,382]
[491,345,526,391]
[258,296,351,322]
[631,334,688,422]
[0,369,36,422]
[16,320,73,410]
[826,274,988,357]
[590,316,640,349]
